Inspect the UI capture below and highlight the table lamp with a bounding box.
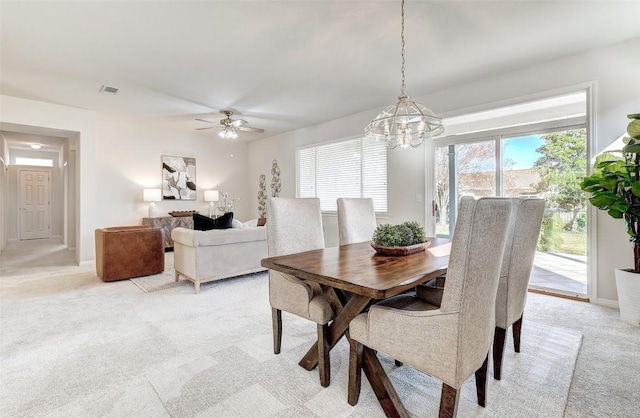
[204,190,220,217]
[143,188,162,218]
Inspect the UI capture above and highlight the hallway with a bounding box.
[0,237,77,277]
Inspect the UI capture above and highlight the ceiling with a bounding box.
[2,1,640,143]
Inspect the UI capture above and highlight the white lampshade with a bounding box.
[143,188,162,202]
[204,190,219,202]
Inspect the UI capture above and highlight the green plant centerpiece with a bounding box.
[580,113,640,272]
[580,113,640,326]
[371,221,429,256]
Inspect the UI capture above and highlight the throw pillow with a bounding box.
[193,212,234,231]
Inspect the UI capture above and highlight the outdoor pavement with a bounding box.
[530,251,587,297]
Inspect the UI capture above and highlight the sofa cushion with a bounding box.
[193,212,233,230]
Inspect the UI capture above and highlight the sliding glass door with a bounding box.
[434,127,588,298]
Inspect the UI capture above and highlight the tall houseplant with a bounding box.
[581,113,640,325]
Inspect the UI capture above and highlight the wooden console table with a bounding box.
[142,216,193,250]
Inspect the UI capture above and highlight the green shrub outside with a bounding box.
[538,213,563,252]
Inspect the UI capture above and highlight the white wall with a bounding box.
[248,37,640,305]
[94,113,252,226]
[0,133,8,249]
[247,115,428,247]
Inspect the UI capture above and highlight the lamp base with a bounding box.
[148,202,157,218]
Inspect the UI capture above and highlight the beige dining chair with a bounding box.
[492,198,545,380]
[416,198,546,381]
[337,198,377,245]
[348,196,513,417]
[266,197,335,387]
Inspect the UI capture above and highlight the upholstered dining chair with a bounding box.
[416,198,546,381]
[348,197,513,417]
[266,197,335,387]
[337,198,377,245]
[492,198,545,380]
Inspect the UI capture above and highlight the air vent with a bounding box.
[100,85,119,94]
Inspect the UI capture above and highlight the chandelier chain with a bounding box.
[400,0,406,96]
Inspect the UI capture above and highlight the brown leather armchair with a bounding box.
[95,226,164,282]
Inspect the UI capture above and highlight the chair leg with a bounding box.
[513,315,523,353]
[348,339,363,405]
[439,384,459,418]
[475,353,489,407]
[272,308,282,355]
[318,323,330,387]
[492,326,506,380]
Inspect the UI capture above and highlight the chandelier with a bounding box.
[365,0,444,149]
[218,126,238,140]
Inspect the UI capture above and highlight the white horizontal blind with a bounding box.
[297,137,387,212]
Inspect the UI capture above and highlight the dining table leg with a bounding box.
[298,293,370,371]
[361,348,410,418]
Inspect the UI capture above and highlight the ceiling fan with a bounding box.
[195,110,264,139]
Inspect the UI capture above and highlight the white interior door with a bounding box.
[19,169,50,240]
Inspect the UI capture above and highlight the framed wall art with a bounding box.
[162,155,196,200]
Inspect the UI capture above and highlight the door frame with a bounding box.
[18,167,52,241]
[425,84,596,302]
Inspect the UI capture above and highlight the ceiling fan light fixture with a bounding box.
[365,0,443,149]
[218,126,238,140]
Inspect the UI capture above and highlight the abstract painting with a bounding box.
[162,156,196,200]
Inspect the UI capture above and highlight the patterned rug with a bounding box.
[146,317,582,417]
[129,252,183,292]
[127,253,582,416]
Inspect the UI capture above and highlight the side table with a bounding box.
[142,216,194,250]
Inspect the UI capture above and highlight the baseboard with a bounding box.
[593,298,619,309]
[79,259,96,268]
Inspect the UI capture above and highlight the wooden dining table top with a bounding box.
[261,238,450,299]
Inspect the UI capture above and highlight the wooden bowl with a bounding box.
[370,241,431,256]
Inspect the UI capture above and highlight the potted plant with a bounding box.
[580,113,640,326]
[371,221,429,256]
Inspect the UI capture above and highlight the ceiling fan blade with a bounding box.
[195,127,216,131]
[237,126,264,133]
[230,119,248,127]
[195,118,216,124]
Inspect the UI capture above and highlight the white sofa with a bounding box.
[171,220,267,293]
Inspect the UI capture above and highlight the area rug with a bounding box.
[129,252,186,293]
[146,317,582,417]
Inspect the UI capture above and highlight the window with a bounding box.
[296,137,387,212]
[14,157,53,167]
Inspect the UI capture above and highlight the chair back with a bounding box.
[337,198,377,245]
[440,197,513,384]
[495,198,545,328]
[266,197,325,256]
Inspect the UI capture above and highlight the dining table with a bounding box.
[261,238,451,417]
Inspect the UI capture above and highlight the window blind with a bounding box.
[297,137,387,212]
